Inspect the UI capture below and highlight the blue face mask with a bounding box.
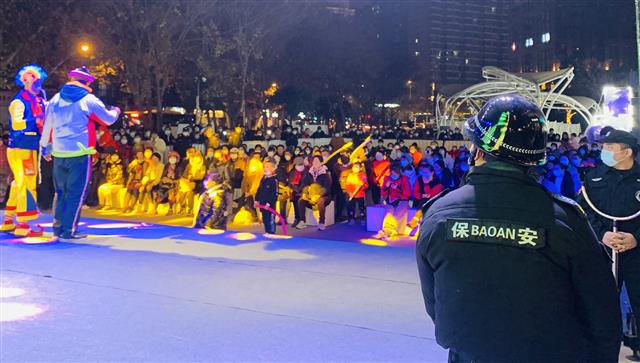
[419,170,431,178]
[375,154,383,161]
[552,169,563,177]
[400,159,409,167]
[390,174,399,180]
[460,163,469,172]
[600,149,621,167]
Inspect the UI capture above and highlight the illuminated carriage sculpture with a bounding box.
[436,66,600,132]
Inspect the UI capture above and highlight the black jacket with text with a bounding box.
[416,162,621,363]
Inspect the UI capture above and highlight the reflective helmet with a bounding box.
[464,95,548,166]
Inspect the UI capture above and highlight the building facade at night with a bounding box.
[509,0,636,76]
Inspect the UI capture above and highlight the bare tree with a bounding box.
[98,0,218,129]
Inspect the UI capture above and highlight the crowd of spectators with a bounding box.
[0,121,604,236]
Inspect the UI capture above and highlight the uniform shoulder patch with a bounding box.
[446,218,546,249]
[551,193,586,217]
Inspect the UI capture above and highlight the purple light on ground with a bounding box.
[87,223,144,229]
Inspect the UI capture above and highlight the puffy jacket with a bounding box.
[381,175,411,203]
[41,82,119,158]
[8,90,45,150]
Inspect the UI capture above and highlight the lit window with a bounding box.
[415,38,419,43]
[465,58,470,64]
[415,51,420,56]
[511,42,517,52]
[491,6,496,12]
[525,38,534,47]
[541,32,550,43]
[452,50,459,56]
[604,63,610,71]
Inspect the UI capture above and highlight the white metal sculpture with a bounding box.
[436,66,599,132]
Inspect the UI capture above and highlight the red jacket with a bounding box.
[345,171,368,198]
[414,177,444,200]
[381,175,411,202]
[372,159,390,186]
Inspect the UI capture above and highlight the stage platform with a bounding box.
[0,213,635,362]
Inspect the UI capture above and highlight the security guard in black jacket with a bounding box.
[579,128,640,358]
[416,95,621,363]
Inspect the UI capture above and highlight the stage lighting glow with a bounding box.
[40,222,86,228]
[197,228,225,235]
[19,236,58,244]
[264,233,293,239]
[228,232,256,241]
[87,223,144,229]
[0,287,26,298]
[0,303,44,322]
[593,85,634,131]
[360,238,388,247]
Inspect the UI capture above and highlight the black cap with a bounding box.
[600,129,638,149]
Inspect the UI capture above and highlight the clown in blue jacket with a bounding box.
[1,65,47,237]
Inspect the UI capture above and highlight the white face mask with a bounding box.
[295,165,305,171]
[267,151,275,157]
[134,137,141,143]
[169,158,177,165]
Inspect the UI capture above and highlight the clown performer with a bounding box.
[1,65,48,237]
[40,66,121,241]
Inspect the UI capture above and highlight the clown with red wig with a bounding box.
[1,64,48,236]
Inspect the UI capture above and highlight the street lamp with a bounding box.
[79,43,91,54]
[50,41,94,75]
[407,80,413,101]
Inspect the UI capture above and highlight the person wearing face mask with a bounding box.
[204,147,216,170]
[254,159,279,234]
[137,152,164,214]
[1,65,48,237]
[156,151,182,215]
[376,164,411,239]
[275,151,293,222]
[229,148,245,199]
[123,151,149,214]
[150,132,166,161]
[97,153,125,210]
[578,129,640,358]
[413,163,444,210]
[542,164,566,195]
[118,136,133,164]
[560,155,581,197]
[296,156,332,230]
[344,163,368,226]
[417,95,620,363]
[372,151,390,204]
[288,157,312,227]
[173,128,193,158]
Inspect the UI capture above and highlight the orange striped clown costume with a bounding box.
[1,65,48,237]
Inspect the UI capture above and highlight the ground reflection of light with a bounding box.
[40,222,86,228]
[264,233,292,239]
[197,228,225,235]
[0,287,26,298]
[360,238,388,247]
[64,237,314,261]
[0,303,44,322]
[228,232,256,241]
[18,236,58,244]
[87,223,143,229]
